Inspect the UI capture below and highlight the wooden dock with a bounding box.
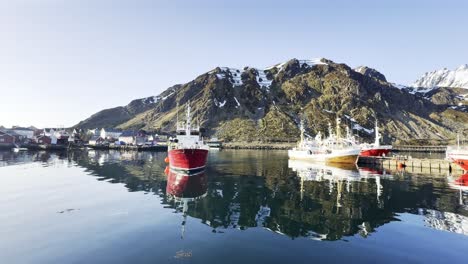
[358,156,465,175]
[392,145,447,153]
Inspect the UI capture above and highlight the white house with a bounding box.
[11,127,35,139]
[43,128,55,137]
[100,128,122,140]
[87,128,99,136]
[118,130,147,145]
[54,129,70,138]
[89,135,105,146]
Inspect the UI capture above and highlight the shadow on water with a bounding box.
[1,149,467,241]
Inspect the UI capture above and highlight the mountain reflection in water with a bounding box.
[1,149,467,241]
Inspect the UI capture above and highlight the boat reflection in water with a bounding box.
[287,159,396,238]
[166,168,208,238]
[288,159,392,206]
[2,150,468,246]
[424,172,468,236]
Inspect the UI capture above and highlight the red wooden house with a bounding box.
[0,131,16,146]
[36,135,52,145]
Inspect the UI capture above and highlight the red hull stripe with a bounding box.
[453,159,468,170]
[168,149,208,170]
[359,149,391,157]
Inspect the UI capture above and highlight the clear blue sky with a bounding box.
[1,0,467,128]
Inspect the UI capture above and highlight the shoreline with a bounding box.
[222,142,296,150]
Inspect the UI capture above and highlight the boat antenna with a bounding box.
[176,102,179,126]
[336,117,341,139]
[300,119,305,143]
[186,101,191,136]
[374,118,380,147]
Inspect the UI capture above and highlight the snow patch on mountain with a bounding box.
[266,58,326,72]
[412,64,468,89]
[215,58,326,90]
[234,97,240,108]
[254,68,273,90]
[214,98,227,108]
[218,67,243,86]
[298,58,326,68]
[353,124,374,134]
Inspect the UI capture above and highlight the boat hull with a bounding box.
[168,148,208,172]
[455,173,468,186]
[453,159,468,171]
[359,147,392,157]
[288,149,359,164]
[326,154,359,164]
[446,150,468,170]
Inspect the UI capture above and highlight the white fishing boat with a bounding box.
[288,118,361,164]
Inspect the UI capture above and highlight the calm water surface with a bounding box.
[0,149,467,264]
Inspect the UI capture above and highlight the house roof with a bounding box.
[120,130,136,137]
[0,130,17,137]
[11,127,34,131]
[102,128,122,133]
[4,130,22,136]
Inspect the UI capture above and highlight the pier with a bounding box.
[358,156,465,175]
[393,145,447,153]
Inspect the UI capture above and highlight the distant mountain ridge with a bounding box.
[412,64,468,89]
[75,58,468,143]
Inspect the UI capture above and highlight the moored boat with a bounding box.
[446,135,468,171]
[288,118,360,164]
[167,102,209,173]
[359,119,392,157]
[206,137,223,149]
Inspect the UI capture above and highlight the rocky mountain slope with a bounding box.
[75,58,468,143]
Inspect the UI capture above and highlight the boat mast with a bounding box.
[176,102,179,126]
[300,119,305,144]
[186,102,191,136]
[336,118,341,139]
[374,119,381,147]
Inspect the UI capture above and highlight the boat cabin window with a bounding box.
[177,131,186,135]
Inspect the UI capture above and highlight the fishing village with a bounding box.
[3,2,468,263]
[1,108,466,177]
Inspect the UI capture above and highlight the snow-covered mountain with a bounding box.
[412,64,468,89]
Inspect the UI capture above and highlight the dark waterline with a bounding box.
[0,149,467,264]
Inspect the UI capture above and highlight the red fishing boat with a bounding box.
[359,119,392,157]
[167,102,209,173]
[446,137,468,171]
[454,173,468,186]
